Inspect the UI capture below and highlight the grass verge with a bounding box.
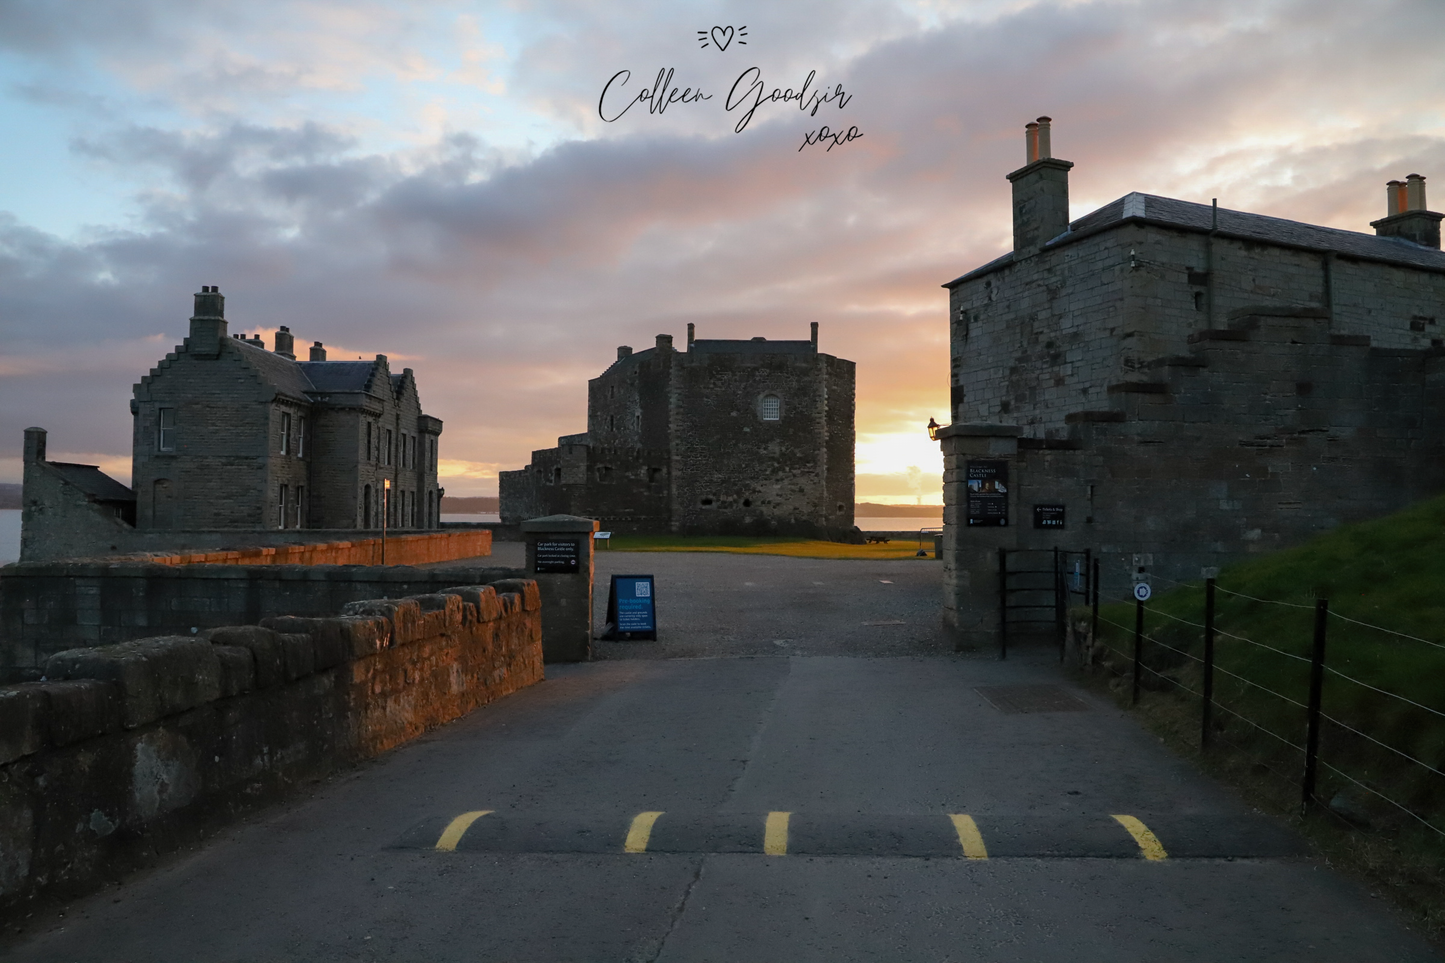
[600,534,938,560]
[1083,492,1445,937]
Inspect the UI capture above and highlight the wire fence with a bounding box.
[1083,564,1445,841]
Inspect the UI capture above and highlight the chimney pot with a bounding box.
[1388,179,1404,216]
[23,427,47,465]
[1025,122,1040,164]
[686,322,695,347]
[1407,173,1427,212]
[1036,116,1052,159]
[617,345,633,360]
[310,341,327,362]
[810,322,819,347]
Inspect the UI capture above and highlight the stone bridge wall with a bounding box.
[0,580,542,911]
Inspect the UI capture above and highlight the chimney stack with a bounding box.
[656,334,674,351]
[687,322,695,348]
[23,427,47,465]
[617,345,633,360]
[810,321,819,348]
[187,285,227,357]
[1007,116,1074,257]
[274,325,295,360]
[310,341,327,361]
[1372,173,1441,249]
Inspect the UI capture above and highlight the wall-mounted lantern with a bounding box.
[927,417,941,441]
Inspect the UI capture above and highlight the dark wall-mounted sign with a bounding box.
[1033,504,1066,529]
[603,574,657,641]
[534,539,581,574]
[966,460,1009,527]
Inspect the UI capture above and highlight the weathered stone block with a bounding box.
[40,679,123,747]
[276,633,315,680]
[206,625,285,689]
[441,585,502,623]
[212,645,256,697]
[341,598,425,646]
[44,637,222,729]
[487,579,541,612]
[0,685,49,764]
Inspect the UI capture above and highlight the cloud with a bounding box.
[2,0,1443,499]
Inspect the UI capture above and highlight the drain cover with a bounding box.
[975,685,1090,714]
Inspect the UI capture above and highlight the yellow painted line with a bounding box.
[625,811,664,853]
[1112,815,1168,860]
[435,810,492,851]
[948,814,988,859]
[764,811,791,855]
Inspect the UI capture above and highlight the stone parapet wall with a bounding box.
[0,581,542,911]
[135,528,491,567]
[1,561,522,677]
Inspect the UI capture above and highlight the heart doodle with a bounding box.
[710,25,734,51]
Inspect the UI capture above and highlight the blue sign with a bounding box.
[604,574,656,640]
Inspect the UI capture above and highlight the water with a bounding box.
[855,514,942,532]
[0,510,19,565]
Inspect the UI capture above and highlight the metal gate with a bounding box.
[997,547,1093,660]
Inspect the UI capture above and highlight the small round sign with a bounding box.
[1133,581,1152,602]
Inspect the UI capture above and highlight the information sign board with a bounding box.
[966,461,1009,527]
[603,574,657,641]
[534,539,580,574]
[1033,504,1066,529]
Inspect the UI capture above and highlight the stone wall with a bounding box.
[137,529,491,567]
[1,559,520,677]
[0,581,542,910]
[940,310,1445,646]
[949,219,1445,436]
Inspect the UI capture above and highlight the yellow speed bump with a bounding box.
[764,811,791,855]
[948,814,988,859]
[625,811,664,853]
[435,810,492,851]
[1112,815,1167,860]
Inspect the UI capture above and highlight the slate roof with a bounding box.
[945,192,1445,287]
[297,361,377,393]
[231,338,317,400]
[49,462,135,503]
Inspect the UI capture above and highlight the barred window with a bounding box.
[760,395,782,421]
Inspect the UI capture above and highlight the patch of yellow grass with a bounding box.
[602,535,938,560]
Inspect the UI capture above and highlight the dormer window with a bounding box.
[157,408,175,451]
[760,394,782,421]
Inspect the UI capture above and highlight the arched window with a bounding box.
[760,394,782,421]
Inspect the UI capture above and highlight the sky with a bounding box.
[1,0,1442,500]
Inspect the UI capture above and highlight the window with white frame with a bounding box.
[278,484,289,528]
[297,416,306,458]
[280,413,292,454]
[760,394,782,421]
[157,408,176,451]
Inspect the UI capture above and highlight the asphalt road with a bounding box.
[4,550,1437,961]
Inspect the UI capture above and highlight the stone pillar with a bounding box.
[521,514,598,663]
[938,424,1020,651]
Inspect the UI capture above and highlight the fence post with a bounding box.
[1201,577,1216,752]
[1054,546,1065,662]
[1302,597,1329,811]
[1090,557,1100,664]
[998,548,1008,661]
[1132,595,1144,706]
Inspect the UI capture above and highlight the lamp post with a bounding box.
[382,478,390,565]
